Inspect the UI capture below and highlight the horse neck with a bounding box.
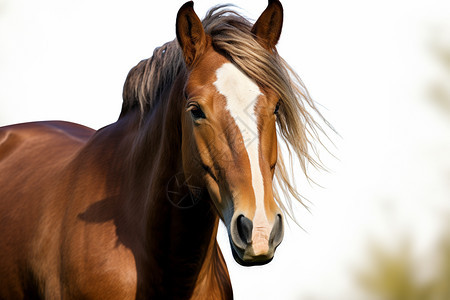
[116,74,229,298]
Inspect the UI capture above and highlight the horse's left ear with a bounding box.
[251,0,284,51]
[176,1,207,67]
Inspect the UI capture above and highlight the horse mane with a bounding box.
[121,5,332,219]
[120,40,185,118]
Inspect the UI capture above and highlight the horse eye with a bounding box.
[274,101,281,115]
[189,105,206,120]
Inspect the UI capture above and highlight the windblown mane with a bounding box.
[120,41,185,117]
[121,5,331,218]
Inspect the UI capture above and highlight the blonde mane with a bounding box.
[121,5,331,218]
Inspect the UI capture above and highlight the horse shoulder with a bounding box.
[59,228,138,299]
[56,128,140,299]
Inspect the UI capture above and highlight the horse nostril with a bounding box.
[236,214,253,245]
[269,214,283,247]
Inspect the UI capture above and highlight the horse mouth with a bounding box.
[229,240,274,267]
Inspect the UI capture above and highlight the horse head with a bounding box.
[177,0,284,266]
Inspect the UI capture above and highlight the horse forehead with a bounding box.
[189,50,228,87]
[213,63,262,114]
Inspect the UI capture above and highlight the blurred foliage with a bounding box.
[429,29,450,117]
[356,228,450,300]
[433,229,450,299]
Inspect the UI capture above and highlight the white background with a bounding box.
[1,0,450,299]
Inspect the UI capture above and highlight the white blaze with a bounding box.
[214,63,270,254]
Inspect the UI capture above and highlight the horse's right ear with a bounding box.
[176,1,207,67]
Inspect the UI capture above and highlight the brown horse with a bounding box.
[0,1,327,299]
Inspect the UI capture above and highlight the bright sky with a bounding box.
[1,0,450,299]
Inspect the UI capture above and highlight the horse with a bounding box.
[0,1,327,299]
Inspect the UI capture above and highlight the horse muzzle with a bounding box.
[228,213,284,266]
